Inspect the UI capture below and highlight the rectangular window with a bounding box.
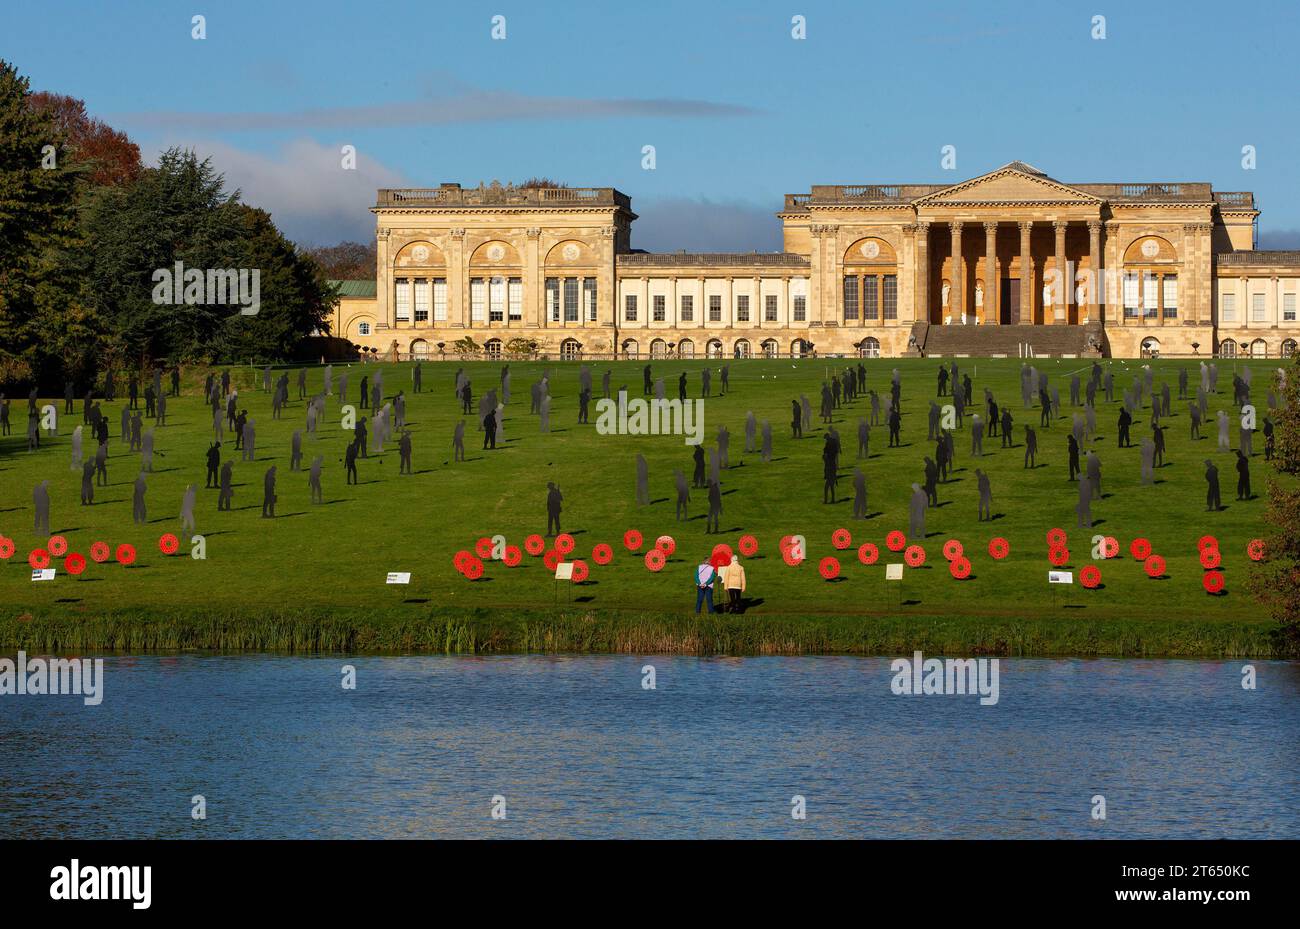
[489,276,506,322]
[433,278,447,321]
[653,294,666,322]
[414,279,430,323]
[1284,293,1297,322]
[842,277,859,321]
[863,276,879,320]
[545,278,560,322]
[1142,272,1159,319]
[1221,292,1236,322]
[709,295,722,322]
[584,278,597,321]
[1162,275,1178,319]
[624,294,638,322]
[680,294,694,322]
[736,294,750,323]
[793,295,806,322]
[1124,272,1140,318]
[1252,293,1267,322]
[470,278,486,323]
[564,278,579,322]
[882,275,897,320]
[508,277,522,321]
[765,294,778,322]
[395,278,411,322]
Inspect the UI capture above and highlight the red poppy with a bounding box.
[782,546,804,567]
[779,535,795,553]
[942,539,964,562]
[0,537,14,560]
[475,537,494,559]
[1144,555,1166,578]
[65,553,86,576]
[709,552,731,570]
[1203,571,1225,594]
[904,545,926,568]
[555,533,575,555]
[115,543,136,566]
[645,549,666,572]
[1247,539,1266,562]
[832,528,852,550]
[738,535,758,557]
[1197,535,1219,553]
[655,535,676,555]
[571,559,589,583]
[543,549,562,572]
[988,537,1010,560]
[47,535,68,557]
[858,542,879,565]
[950,556,971,580]
[89,541,110,563]
[524,534,546,556]
[463,558,483,580]
[1130,538,1152,561]
[1048,547,1069,567]
[1199,547,1221,570]
[453,550,475,572]
[624,529,643,551]
[1103,536,1120,559]
[818,556,840,579]
[592,543,613,565]
[29,548,50,570]
[1046,528,1067,549]
[1080,564,1101,589]
[502,545,522,567]
[886,530,907,552]
[159,533,179,555]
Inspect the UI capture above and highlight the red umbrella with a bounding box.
[1130,538,1152,561]
[1247,539,1266,562]
[555,533,575,555]
[1080,564,1101,589]
[524,534,545,556]
[1203,571,1225,594]
[159,533,179,555]
[904,545,926,568]
[942,539,963,562]
[886,530,907,552]
[592,543,613,565]
[645,549,666,572]
[988,537,1010,560]
[29,548,51,570]
[738,534,758,557]
[818,556,840,579]
[65,553,87,576]
[624,529,643,551]
[1144,555,1166,578]
[832,528,852,550]
[502,545,522,567]
[655,535,676,555]
[858,542,879,565]
[89,541,110,563]
[949,556,971,579]
[48,535,68,557]
[115,543,136,566]
[571,559,589,583]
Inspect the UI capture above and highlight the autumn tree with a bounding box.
[308,240,376,280]
[27,90,141,187]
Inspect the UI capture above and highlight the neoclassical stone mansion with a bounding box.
[331,161,1300,360]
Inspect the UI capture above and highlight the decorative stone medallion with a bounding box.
[562,243,581,261]
[1140,239,1159,259]
[487,243,506,262]
[860,240,880,260]
[411,245,430,263]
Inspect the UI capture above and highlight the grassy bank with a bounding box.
[0,605,1289,659]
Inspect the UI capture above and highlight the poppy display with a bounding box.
[1048,547,1069,567]
[475,537,494,559]
[1197,535,1219,553]
[904,545,926,567]
[89,541,110,563]
[543,549,563,572]
[623,529,643,551]
[832,528,852,550]
[942,539,964,562]
[554,533,575,555]
[571,560,589,583]
[858,542,879,565]
[1203,571,1225,594]
[1046,528,1067,549]
[1247,539,1266,562]
[115,543,136,566]
[1103,536,1120,559]
[1199,547,1221,570]
[1080,564,1101,589]
[592,543,613,565]
[48,535,68,557]
[1144,555,1166,578]
[886,530,907,552]
[65,553,86,576]
[782,546,804,567]
[0,537,14,560]
[1130,538,1152,561]
[502,545,522,567]
[645,549,666,572]
[712,543,734,563]
[818,556,840,580]
[709,551,732,570]
[453,550,475,572]
[159,533,179,555]
[988,537,1010,560]
[524,534,545,556]
[655,535,676,555]
[949,557,971,580]
[29,548,50,570]
[463,558,483,580]
[738,535,759,557]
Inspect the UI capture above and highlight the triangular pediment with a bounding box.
[915,165,1102,206]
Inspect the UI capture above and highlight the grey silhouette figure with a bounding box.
[701,367,712,397]
[493,403,506,443]
[23,411,40,450]
[857,418,870,458]
[636,454,650,505]
[141,428,155,472]
[339,371,349,404]
[924,456,939,506]
[674,468,691,520]
[309,455,324,502]
[1076,471,1094,528]
[539,395,552,433]
[706,478,722,533]
[218,461,234,510]
[452,420,465,462]
[654,377,665,403]
[306,403,318,436]
[1189,403,1202,439]
[156,392,167,426]
[546,482,563,536]
[1239,425,1254,458]
[129,411,143,452]
[323,365,332,397]
[1216,410,1230,452]
[1024,425,1038,468]
[761,421,773,462]
[94,441,108,486]
[853,467,868,519]
[529,380,541,414]
[80,459,95,505]
[482,408,497,450]
[802,394,813,433]
[720,363,730,394]
[180,484,197,541]
[693,445,706,488]
[1235,450,1251,500]
[908,483,927,540]
[970,415,984,456]
[242,419,256,461]
[1152,423,1167,467]
[344,439,359,485]
[1086,450,1102,497]
[717,425,731,469]
[1085,403,1096,439]
[258,465,278,518]
[745,411,757,452]
[1070,374,1081,407]
[602,369,611,400]
[70,425,83,471]
[291,430,303,471]
[33,480,51,535]
[371,379,382,413]
[709,446,722,488]
[1205,459,1221,511]
[976,468,992,521]
[374,408,388,454]
[927,401,940,441]
[132,473,147,524]
[1140,438,1155,485]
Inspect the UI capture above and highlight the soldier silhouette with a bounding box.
[94,441,108,486]
[636,454,650,506]
[33,480,51,535]
[761,421,773,462]
[1152,423,1167,467]
[546,482,563,536]
[1117,408,1132,448]
[578,388,590,424]
[791,399,803,439]
[132,473,148,524]
[1235,450,1251,500]
[720,364,730,395]
[262,466,277,517]
[923,456,939,506]
[355,416,368,458]
[345,439,359,485]
[483,409,497,450]
[309,455,324,503]
[852,467,868,519]
[692,444,706,488]
[1204,459,1221,511]
[1068,433,1080,481]
[976,468,993,522]
[180,484,197,541]
[701,368,712,398]
[1001,407,1014,448]
[888,407,902,447]
[452,420,465,462]
[1024,425,1038,468]
[706,479,722,533]
[745,411,757,453]
[206,442,221,487]
[909,483,927,539]
[399,430,412,474]
[970,414,984,456]
[1189,403,1202,440]
[674,468,691,520]
[218,461,234,510]
[858,418,870,458]
[80,459,95,505]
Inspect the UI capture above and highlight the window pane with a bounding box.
[653,294,665,321]
[842,277,858,321]
[709,295,722,322]
[414,279,430,322]
[737,294,750,322]
[433,278,447,321]
[583,279,597,321]
[546,278,560,322]
[793,296,806,322]
[882,276,897,320]
[564,278,578,322]
[765,294,777,321]
[681,294,693,322]
[1162,275,1177,318]
[863,276,878,320]
[508,278,522,320]
[625,294,637,321]
[1221,292,1235,321]
[471,278,486,322]
[1252,293,1267,321]
[489,277,506,322]
[395,278,411,322]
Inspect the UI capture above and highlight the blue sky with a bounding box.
[4,0,1299,250]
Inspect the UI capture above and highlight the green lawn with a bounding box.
[0,354,1288,654]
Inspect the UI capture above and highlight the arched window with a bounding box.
[1282,338,1298,359]
[761,339,780,359]
[791,338,812,358]
[733,339,751,359]
[707,339,724,359]
[677,338,695,359]
[560,338,582,361]
[1218,340,1237,358]
[357,321,372,337]
[650,338,668,359]
[842,237,899,323]
[484,338,503,360]
[622,339,639,360]
[1141,337,1160,359]
[859,337,880,359]
[410,339,430,359]
[1251,338,1268,358]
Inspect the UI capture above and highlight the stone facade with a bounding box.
[333,163,1300,360]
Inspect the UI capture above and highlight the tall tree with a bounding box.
[308,240,376,280]
[1251,357,1300,650]
[26,91,142,188]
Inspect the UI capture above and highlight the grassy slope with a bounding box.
[0,355,1288,656]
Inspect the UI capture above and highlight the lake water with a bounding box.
[1,654,1296,839]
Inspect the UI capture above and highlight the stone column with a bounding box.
[525,227,542,328]
[950,222,964,324]
[754,275,763,329]
[915,222,929,325]
[1087,220,1102,325]
[983,221,998,325]
[1053,221,1068,325]
[448,228,466,328]
[375,230,391,329]
[1018,221,1033,325]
